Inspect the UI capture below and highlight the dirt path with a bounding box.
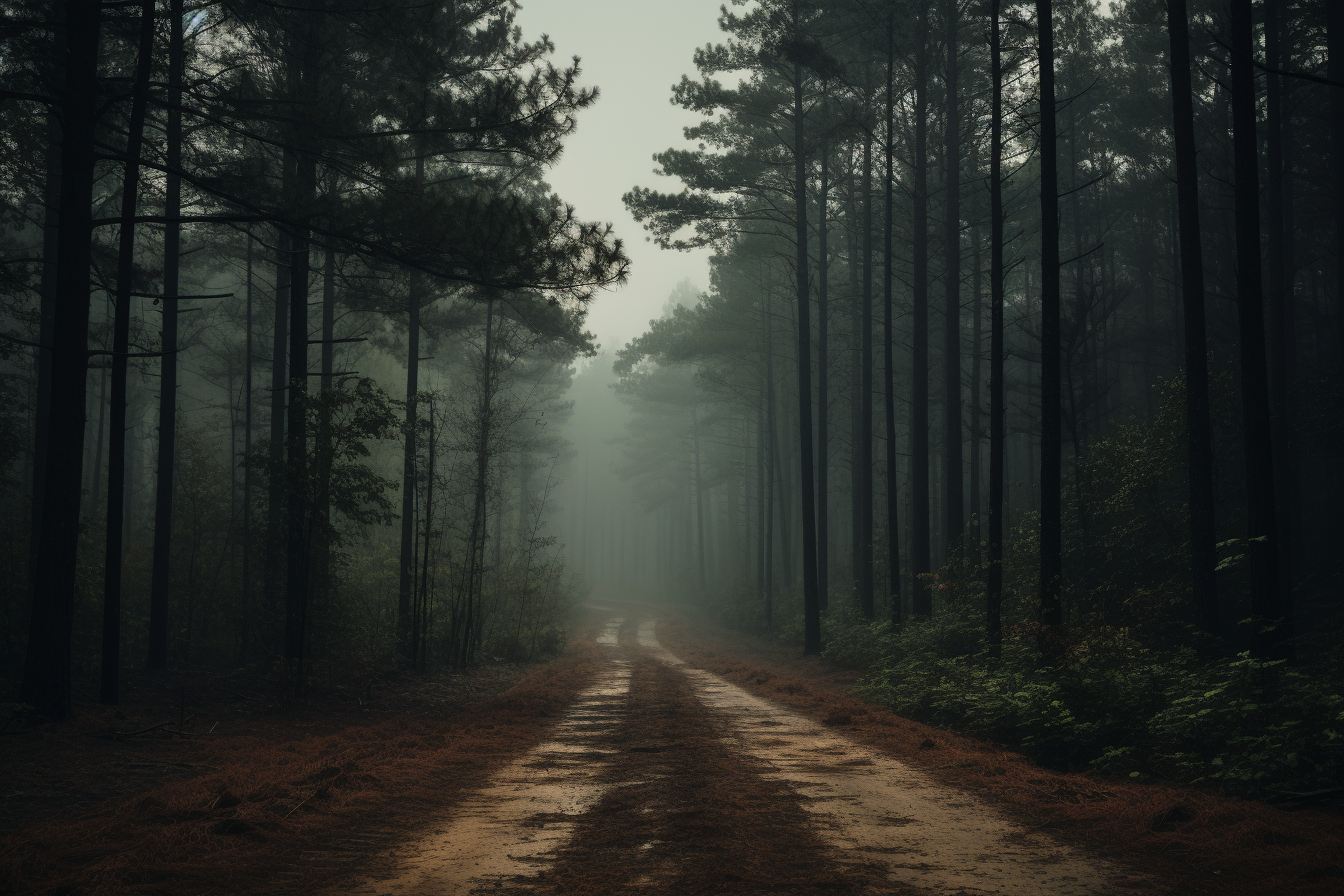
[360,614,1154,895]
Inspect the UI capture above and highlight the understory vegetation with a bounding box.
[760,380,1344,796]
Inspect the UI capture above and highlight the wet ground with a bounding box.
[352,613,1153,895]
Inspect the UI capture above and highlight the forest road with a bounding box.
[348,614,1155,896]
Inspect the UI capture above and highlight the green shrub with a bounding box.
[838,609,1343,793]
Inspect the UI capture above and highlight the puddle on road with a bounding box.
[638,620,1149,896]
[350,619,630,896]
[596,615,624,647]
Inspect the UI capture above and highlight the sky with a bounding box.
[519,0,727,354]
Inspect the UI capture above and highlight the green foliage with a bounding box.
[830,605,1343,794]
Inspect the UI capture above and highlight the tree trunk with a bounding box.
[21,0,103,722]
[859,115,875,620]
[693,407,708,594]
[102,0,157,701]
[970,220,983,560]
[765,288,778,629]
[284,152,315,672]
[30,8,64,586]
[758,330,768,609]
[1166,0,1218,638]
[817,120,830,612]
[911,0,933,618]
[793,55,821,655]
[1264,0,1295,644]
[148,0,183,673]
[942,0,964,557]
[1037,0,1063,653]
[988,0,1005,658]
[266,218,290,621]
[1329,3,1344,373]
[1230,0,1286,660]
[398,155,426,660]
[883,17,903,626]
[242,233,254,657]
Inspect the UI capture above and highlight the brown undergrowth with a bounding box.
[653,606,1344,896]
[542,655,895,896]
[1,621,606,896]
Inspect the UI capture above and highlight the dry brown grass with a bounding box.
[1,629,605,896]
[655,608,1344,896]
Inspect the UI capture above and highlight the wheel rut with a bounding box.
[351,614,1157,895]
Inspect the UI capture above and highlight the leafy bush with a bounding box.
[834,607,1343,794]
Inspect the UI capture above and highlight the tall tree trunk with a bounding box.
[817,122,830,613]
[1264,0,1295,640]
[1329,3,1344,372]
[910,0,933,618]
[32,18,64,575]
[758,329,768,608]
[883,17,903,625]
[314,240,335,623]
[793,55,821,655]
[148,0,183,673]
[765,288,777,629]
[398,274,420,656]
[693,407,708,594]
[1037,0,1063,653]
[242,233,254,657]
[266,218,291,620]
[21,0,103,722]
[89,334,107,514]
[284,153,314,672]
[846,147,861,599]
[283,14,319,676]
[942,0,965,557]
[987,0,1005,658]
[398,155,426,660]
[417,398,436,670]
[970,220,983,560]
[859,117,875,619]
[1230,0,1286,660]
[1166,0,1217,638]
[103,0,157,700]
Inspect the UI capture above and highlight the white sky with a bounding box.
[520,0,726,354]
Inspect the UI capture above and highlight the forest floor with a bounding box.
[4,603,1343,895]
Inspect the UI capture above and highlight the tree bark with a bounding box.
[266,219,290,620]
[942,0,965,557]
[1166,0,1218,638]
[911,0,933,618]
[103,0,157,701]
[1264,0,1295,644]
[859,116,875,620]
[242,233,254,656]
[398,154,426,660]
[1329,3,1344,373]
[817,121,830,613]
[883,16,903,626]
[148,0,183,673]
[1037,0,1063,653]
[793,54,822,655]
[21,0,103,722]
[988,0,1005,658]
[1230,0,1286,660]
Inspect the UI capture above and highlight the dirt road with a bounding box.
[353,614,1154,895]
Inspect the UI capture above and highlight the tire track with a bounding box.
[637,618,1152,896]
[348,617,631,895]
